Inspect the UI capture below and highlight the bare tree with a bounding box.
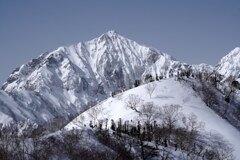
[72,114,86,128]
[87,105,104,126]
[138,102,159,125]
[182,113,205,135]
[173,113,205,157]
[161,104,183,135]
[87,104,110,127]
[125,94,142,112]
[145,83,156,98]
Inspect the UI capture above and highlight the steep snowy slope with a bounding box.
[215,47,240,80]
[66,79,240,159]
[0,91,26,124]
[1,31,187,124]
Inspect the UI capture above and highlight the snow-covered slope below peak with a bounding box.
[0,91,27,124]
[215,47,240,79]
[66,78,240,159]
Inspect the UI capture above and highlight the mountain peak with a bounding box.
[233,47,240,51]
[215,47,240,78]
[106,30,118,36]
[220,47,240,60]
[96,30,120,43]
[99,30,119,39]
[228,47,240,56]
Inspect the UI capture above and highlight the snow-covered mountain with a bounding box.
[0,31,193,124]
[215,47,240,80]
[0,30,239,126]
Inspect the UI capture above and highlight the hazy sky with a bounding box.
[1,0,240,85]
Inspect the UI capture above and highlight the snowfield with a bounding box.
[66,78,240,159]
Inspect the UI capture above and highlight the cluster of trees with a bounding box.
[89,102,234,160]
[0,102,235,160]
[142,70,223,86]
[0,122,135,160]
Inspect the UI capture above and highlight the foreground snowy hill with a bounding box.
[66,78,240,159]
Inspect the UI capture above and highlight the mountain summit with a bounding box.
[215,47,240,79]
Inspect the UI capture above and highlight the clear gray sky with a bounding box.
[1,0,240,85]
